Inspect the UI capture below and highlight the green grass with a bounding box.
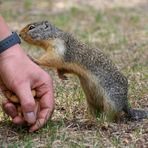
[24,0,33,10]
[0,0,148,147]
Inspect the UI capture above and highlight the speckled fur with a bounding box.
[20,21,148,120]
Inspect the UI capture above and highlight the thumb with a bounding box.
[14,83,36,124]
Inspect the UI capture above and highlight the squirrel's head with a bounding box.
[20,21,77,60]
[20,21,63,49]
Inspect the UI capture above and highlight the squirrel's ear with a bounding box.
[44,20,49,23]
[44,20,49,29]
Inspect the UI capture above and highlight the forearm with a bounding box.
[0,16,12,40]
[0,16,24,59]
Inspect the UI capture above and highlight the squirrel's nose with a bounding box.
[19,34,22,37]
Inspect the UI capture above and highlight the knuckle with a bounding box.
[47,77,53,86]
[11,80,25,91]
[45,74,53,83]
[41,72,53,85]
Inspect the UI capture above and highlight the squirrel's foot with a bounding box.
[57,69,68,80]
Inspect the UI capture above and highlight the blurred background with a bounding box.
[0,0,148,147]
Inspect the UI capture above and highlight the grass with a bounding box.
[24,0,33,10]
[0,0,148,147]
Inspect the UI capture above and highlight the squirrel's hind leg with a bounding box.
[86,96,121,121]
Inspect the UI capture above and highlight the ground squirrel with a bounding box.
[20,20,148,121]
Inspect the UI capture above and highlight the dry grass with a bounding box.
[0,0,148,147]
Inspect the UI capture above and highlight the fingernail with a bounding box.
[24,112,36,124]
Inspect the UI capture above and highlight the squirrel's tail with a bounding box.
[124,107,148,120]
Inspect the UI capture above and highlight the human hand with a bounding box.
[0,44,55,132]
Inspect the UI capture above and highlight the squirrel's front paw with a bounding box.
[27,55,40,65]
[57,69,68,80]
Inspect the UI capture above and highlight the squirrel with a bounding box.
[19,20,148,121]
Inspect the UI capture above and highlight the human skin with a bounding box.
[0,16,55,132]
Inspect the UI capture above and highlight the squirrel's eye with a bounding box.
[28,25,35,30]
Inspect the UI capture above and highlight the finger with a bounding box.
[5,90,36,103]
[2,100,26,125]
[2,100,18,118]
[0,78,7,92]
[29,118,47,132]
[14,83,36,124]
[29,91,54,132]
[29,108,53,132]
[12,116,26,125]
[34,101,40,118]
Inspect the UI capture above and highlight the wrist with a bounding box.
[0,16,22,56]
[0,31,12,41]
[0,44,26,61]
[0,32,21,54]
